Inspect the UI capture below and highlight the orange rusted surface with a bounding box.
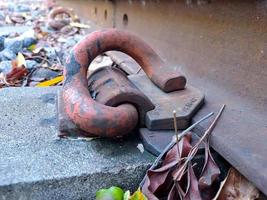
[48,7,73,30]
[63,29,186,137]
[71,29,186,92]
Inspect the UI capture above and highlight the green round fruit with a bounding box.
[96,186,124,200]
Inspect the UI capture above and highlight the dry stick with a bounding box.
[139,111,214,188]
[189,104,225,160]
[30,56,53,66]
[173,110,180,158]
[174,104,226,181]
[22,67,38,87]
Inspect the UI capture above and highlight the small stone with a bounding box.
[26,60,38,69]
[28,81,40,87]
[44,47,58,62]
[63,38,76,49]
[7,3,15,12]
[57,37,67,43]
[5,39,23,54]
[0,49,16,61]
[20,29,35,39]
[23,37,37,48]
[137,143,144,153]
[25,21,32,26]
[31,68,59,80]
[0,36,4,51]
[0,11,5,21]
[31,10,43,18]
[15,5,30,12]
[0,61,12,73]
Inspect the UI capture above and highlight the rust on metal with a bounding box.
[129,74,204,130]
[58,0,267,195]
[65,29,186,92]
[48,7,73,30]
[88,66,155,125]
[62,29,186,137]
[62,81,138,137]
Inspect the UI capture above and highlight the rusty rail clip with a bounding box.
[48,7,73,30]
[62,29,186,137]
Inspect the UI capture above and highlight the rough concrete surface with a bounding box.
[0,87,154,200]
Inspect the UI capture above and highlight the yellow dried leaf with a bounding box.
[27,44,36,51]
[17,53,26,68]
[36,75,63,87]
[129,188,147,200]
[70,22,90,29]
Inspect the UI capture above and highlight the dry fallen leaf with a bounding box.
[143,106,225,200]
[27,44,36,52]
[5,15,12,24]
[199,136,220,189]
[142,134,192,200]
[17,53,27,68]
[6,67,28,85]
[129,188,148,200]
[70,22,90,29]
[198,136,221,200]
[213,168,260,200]
[184,163,202,200]
[36,75,63,87]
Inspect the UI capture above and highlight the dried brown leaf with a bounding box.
[142,134,192,199]
[178,134,193,158]
[167,184,181,200]
[199,137,220,190]
[142,179,158,200]
[173,105,225,182]
[183,163,202,200]
[6,66,28,84]
[146,145,180,196]
[213,168,260,200]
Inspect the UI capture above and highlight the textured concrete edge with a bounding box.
[0,163,150,200]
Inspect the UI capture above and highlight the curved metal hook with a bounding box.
[63,29,186,137]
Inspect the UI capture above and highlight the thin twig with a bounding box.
[139,111,214,188]
[55,50,62,65]
[174,104,226,181]
[30,56,53,66]
[173,110,181,158]
[188,104,226,160]
[22,67,38,87]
